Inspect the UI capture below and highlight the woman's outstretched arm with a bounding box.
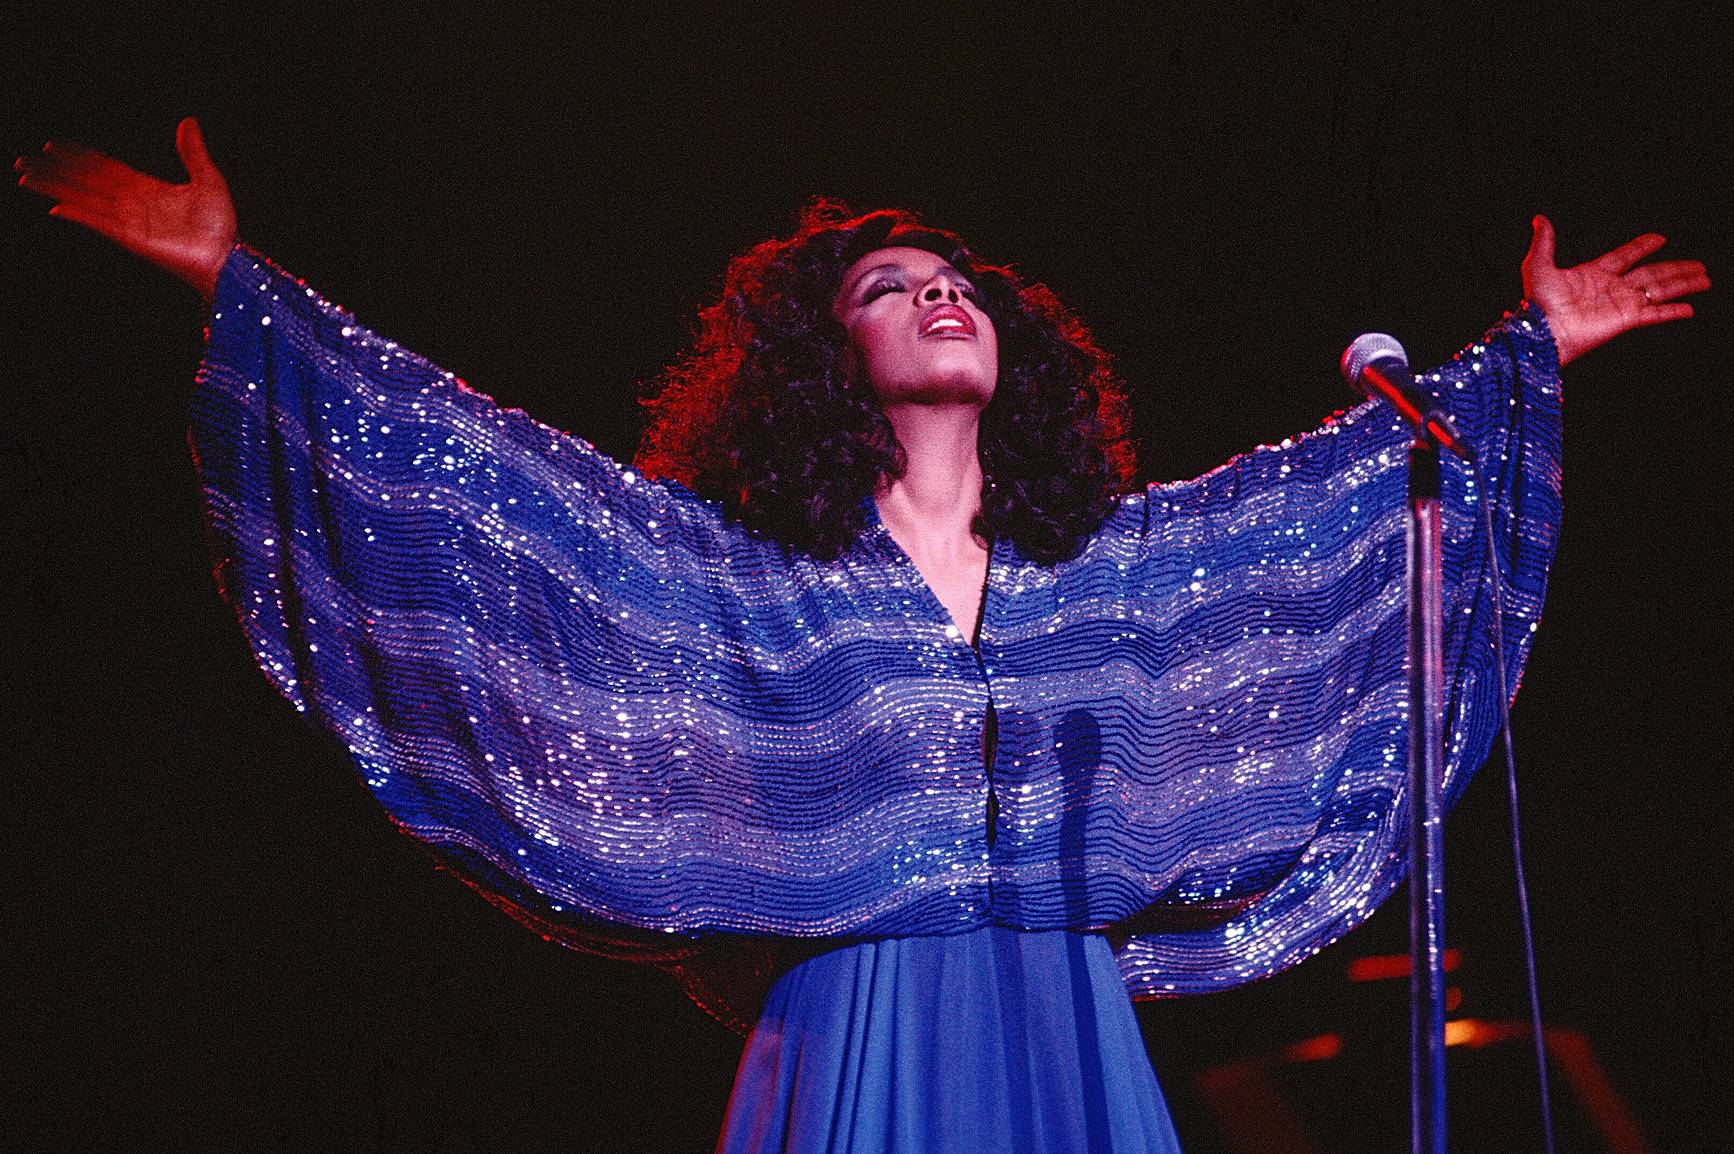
[12,118,770,950]
[1105,218,1708,993]
[16,116,236,305]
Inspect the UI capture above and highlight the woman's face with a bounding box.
[832,246,998,408]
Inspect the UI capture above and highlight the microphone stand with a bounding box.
[1342,337,1469,1152]
[1406,435,1448,1154]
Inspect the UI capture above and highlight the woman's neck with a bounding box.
[875,403,986,556]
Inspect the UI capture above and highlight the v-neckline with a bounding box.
[865,496,998,652]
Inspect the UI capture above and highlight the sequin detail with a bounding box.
[191,245,1561,1022]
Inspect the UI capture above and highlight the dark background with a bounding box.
[6,4,1728,1151]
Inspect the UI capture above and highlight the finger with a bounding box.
[16,162,82,202]
[1524,214,1556,270]
[17,150,98,195]
[42,137,99,160]
[1629,302,1694,327]
[1629,259,1707,281]
[1657,261,1710,288]
[1639,267,1714,304]
[1628,260,1711,301]
[18,150,96,186]
[42,138,122,179]
[28,144,151,195]
[1592,232,1667,275]
[16,160,118,211]
[47,200,121,239]
[175,116,219,180]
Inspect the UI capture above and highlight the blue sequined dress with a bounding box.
[190,245,1562,1152]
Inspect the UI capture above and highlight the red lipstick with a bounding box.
[919,304,976,338]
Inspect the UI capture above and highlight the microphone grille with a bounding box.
[1340,332,1409,388]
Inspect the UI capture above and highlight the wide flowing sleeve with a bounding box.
[190,243,748,961]
[1103,307,1562,996]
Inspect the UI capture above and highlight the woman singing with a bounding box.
[17,117,1709,1152]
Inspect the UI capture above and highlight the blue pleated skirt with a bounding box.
[717,927,1183,1153]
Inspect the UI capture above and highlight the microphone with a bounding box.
[1340,333,1473,460]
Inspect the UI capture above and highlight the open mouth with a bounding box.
[919,305,976,338]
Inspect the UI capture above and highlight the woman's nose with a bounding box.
[916,273,961,304]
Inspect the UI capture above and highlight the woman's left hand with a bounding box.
[1522,214,1710,365]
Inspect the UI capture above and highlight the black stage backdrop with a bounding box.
[6,5,1729,1151]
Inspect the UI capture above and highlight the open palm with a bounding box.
[1522,214,1710,365]
[16,117,236,303]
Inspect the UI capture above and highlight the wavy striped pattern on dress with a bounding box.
[190,244,1561,1014]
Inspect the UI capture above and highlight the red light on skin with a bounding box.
[1281,1033,1344,1063]
[1346,948,1464,982]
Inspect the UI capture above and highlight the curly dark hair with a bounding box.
[635,201,1136,564]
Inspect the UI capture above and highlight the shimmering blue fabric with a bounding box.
[718,927,1182,1152]
[191,245,1562,1034]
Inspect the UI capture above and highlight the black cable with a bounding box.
[1469,453,1557,1154]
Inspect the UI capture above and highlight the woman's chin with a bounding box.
[879,373,995,409]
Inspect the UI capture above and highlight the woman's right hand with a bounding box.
[16,116,237,305]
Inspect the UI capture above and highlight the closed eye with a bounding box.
[865,280,976,302]
[853,270,976,304]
